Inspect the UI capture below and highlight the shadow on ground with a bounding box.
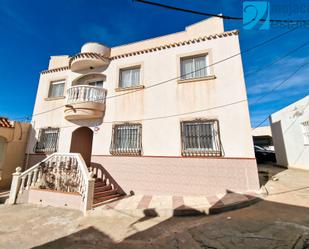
[257,163,286,186]
[31,194,309,249]
[0,189,9,204]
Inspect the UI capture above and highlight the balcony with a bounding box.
[64,85,107,120]
[69,43,111,72]
[70,53,110,72]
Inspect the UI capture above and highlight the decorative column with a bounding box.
[7,167,22,204]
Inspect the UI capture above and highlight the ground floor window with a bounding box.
[181,119,222,156]
[35,128,59,153]
[110,123,142,156]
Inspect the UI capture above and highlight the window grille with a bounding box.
[35,128,59,153]
[110,123,142,155]
[301,121,309,145]
[181,120,222,156]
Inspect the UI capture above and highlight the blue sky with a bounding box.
[0,0,308,127]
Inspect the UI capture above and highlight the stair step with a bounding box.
[95,177,107,182]
[94,185,112,193]
[94,181,106,187]
[93,194,122,205]
[94,189,118,198]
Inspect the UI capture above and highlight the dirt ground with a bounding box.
[0,165,308,249]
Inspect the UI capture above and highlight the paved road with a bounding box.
[0,166,308,249]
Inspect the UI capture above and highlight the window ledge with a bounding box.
[115,85,144,92]
[177,75,216,84]
[45,96,65,101]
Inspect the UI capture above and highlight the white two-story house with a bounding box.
[24,17,259,207]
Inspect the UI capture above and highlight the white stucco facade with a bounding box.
[270,95,309,170]
[26,17,259,195]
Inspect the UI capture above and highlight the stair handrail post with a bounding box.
[74,153,95,214]
[8,167,22,204]
[83,171,95,215]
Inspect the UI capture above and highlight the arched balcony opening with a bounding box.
[65,74,107,121]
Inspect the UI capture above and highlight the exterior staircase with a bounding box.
[92,177,124,207]
[8,153,95,214]
[7,153,125,212]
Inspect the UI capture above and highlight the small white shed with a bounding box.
[270,95,309,169]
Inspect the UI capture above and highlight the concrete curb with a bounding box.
[208,196,261,215]
[89,195,261,218]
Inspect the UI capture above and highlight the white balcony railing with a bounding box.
[67,85,107,104]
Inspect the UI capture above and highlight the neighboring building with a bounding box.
[26,17,259,198]
[252,126,274,150]
[270,95,309,169]
[0,117,30,189]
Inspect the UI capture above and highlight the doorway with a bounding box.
[70,127,93,166]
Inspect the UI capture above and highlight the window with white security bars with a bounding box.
[301,121,309,145]
[110,123,142,156]
[35,128,59,153]
[181,120,222,156]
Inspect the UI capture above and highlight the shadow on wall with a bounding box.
[90,162,126,195]
[30,191,309,249]
[293,147,307,166]
[271,120,288,167]
[67,116,105,129]
[24,127,46,169]
[0,136,7,181]
[0,122,31,188]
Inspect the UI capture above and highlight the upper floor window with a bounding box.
[88,80,103,88]
[181,120,221,157]
[119,67,140,88]
[301,121,309,145]
[48,80,65,98]
[35,128,59,153]
[110,123,142,156]
[180,54,209,80]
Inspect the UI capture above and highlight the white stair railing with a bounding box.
[8,153,94,214]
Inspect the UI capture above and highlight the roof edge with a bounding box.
[40,29,239,75]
